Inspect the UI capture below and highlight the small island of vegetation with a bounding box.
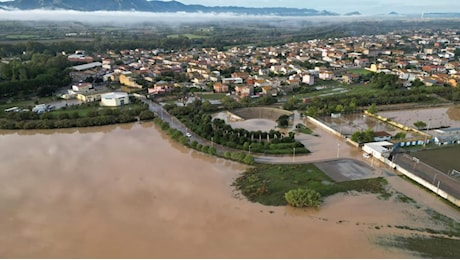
[233,163,390,207]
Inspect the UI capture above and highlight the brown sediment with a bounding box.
[0,122,452,258]
[447,105,460,121]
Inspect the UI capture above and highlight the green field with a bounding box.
[233,163,389,206]
[200,93,228,100]
[346,68,373,76]
[167,33,209,39]
[413,145,460,174]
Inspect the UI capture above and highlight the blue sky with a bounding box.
[175,0,459,15]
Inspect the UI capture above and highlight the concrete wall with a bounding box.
[307,116,360,147]
[384,158,460,207]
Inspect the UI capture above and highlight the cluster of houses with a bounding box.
[67,27,460,106]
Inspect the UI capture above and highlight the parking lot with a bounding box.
[315,159,377,182]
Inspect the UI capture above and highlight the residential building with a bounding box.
[213,83,229,93]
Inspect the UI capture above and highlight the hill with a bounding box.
[0,0,338,16]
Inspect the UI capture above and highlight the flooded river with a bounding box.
[0,122,448,258]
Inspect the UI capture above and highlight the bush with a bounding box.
[201,145,209,153]
[190,140,198,149]
[208,146,216,155]
[243,154,255,165]
[57,113,70,120]
[139,110,155,120]
[285,188,322,208]
[87,110,99,117]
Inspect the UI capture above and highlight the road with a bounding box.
[137,96,365,164]
[137,95,460,207]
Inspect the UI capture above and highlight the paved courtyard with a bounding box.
[315,159,378,182]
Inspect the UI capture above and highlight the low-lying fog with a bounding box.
[0,9,419,25]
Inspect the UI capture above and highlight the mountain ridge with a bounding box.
[0,0,339,16]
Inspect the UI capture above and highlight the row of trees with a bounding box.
[153,117,255,165]
[299,86,445,116]
[164,100,308,154]
[0,104,154,129]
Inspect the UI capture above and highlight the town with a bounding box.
[62,27,460,102]
[1,17,460,258]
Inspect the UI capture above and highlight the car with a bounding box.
[363,153,371,159]
[186,132,192,138]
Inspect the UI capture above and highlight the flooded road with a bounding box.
[0,122,450,258]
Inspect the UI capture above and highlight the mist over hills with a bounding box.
[0,0,338,16]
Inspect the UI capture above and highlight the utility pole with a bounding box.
[336,143,340,158]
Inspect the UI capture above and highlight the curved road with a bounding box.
[138,96,460,201]
[138,96,365,164]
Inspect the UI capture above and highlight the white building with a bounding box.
[319,70,334,80]
[100,92,130,107]
[72,82,93,92]
[302,74,315,85]
[362,141,394,161]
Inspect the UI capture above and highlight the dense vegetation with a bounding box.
[0,53,72,98]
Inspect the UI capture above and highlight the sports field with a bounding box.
[412,145,460,177]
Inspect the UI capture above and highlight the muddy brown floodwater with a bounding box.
[0,122,443,258]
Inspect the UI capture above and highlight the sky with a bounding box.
[171,0,460,15]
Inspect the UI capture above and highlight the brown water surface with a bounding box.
[0,122,430,258]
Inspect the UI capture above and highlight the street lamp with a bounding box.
[336,143,340,158]
[293,147,296,162]
[249,144,251,155]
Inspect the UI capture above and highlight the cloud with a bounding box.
[0,9,382,25]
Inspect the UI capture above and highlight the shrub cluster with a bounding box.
[285,188,322,208]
